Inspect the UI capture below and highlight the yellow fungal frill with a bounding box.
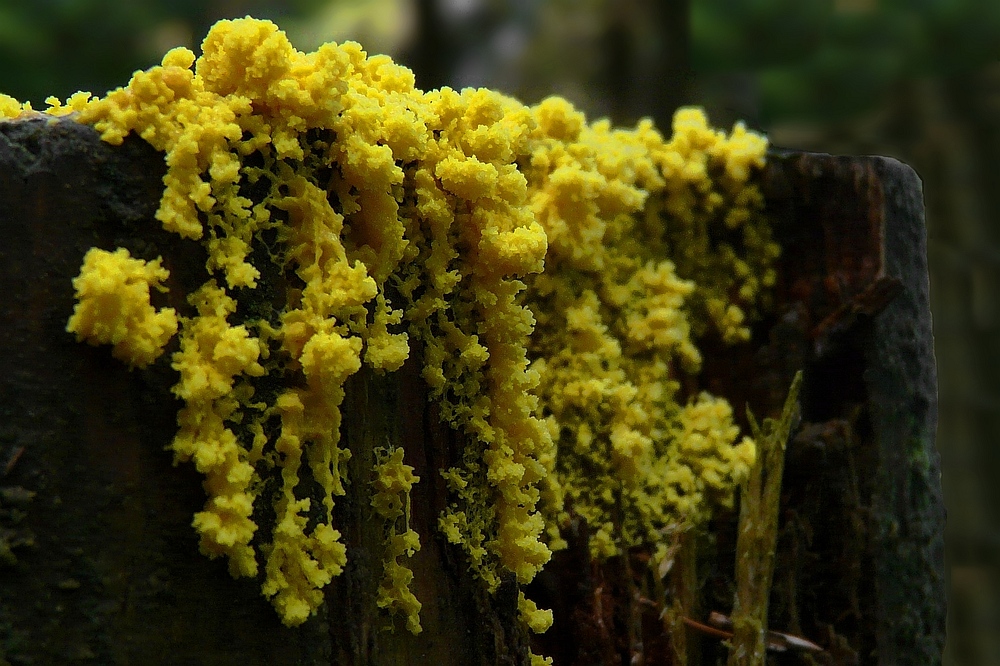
[66,247,178,368]
[524,100,771,559]
[72,18,401,625]
[4,90,100,120]
[64,15,776,637]
[0,94,31,119]
[170,282,264,578]
[372,446,422,634]
[519,590,554,634]
[44,92,93,117]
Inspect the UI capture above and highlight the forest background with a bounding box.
[0,0,994,662]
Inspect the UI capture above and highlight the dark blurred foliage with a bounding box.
[0,0,996,662]
[693,0,1000,123]
[0,0,328,103]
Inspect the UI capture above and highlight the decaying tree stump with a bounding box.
[0,118,945,664]
[529,153,945,666]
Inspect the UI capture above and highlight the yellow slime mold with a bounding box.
[55,17,775,635]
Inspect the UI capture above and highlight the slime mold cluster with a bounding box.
[2,17,777,643]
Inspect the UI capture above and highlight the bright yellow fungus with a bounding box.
[170,281,265,580]
[66,247,178,368]
[519,590,554,634]
[0,93,29,118]
[372,446,422,634]
[56,16,776,636]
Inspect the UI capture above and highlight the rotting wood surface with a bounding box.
[530,153,944,666]
[0,118,944,665]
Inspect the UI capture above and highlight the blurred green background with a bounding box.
[1,0,995,662]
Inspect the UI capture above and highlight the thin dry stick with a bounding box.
[727,371,802,666]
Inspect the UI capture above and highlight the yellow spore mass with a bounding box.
[372,446,422,634]
[524,99,770,559]
[0,93,29,118]
[66,247,178,368]
[60,16,775,632]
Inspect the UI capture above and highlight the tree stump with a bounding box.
[0,118,945,664]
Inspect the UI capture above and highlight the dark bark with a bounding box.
[0,117,528,665]
[0,119,944,664]
[867,157,946,664]
[761,154,945,665]
[0,117,326,664]
[531,154,946,665]
[331,353,529,665]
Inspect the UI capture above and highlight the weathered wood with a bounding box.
[0,118,329,663]
[868,157,945,664]
[331,353,529,665]
[762,153,945,665]
[0,117,529,665]
[0,118,945,664]
[530,154,945,665]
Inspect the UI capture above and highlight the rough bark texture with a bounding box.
[867,158,946,664]
[331,354,529,666]
[762,154,946,665]
[766,72,1000,662]
[0,119,944,664]
[0,117,528,665]
[526,153,946,666]
[0,118,328,663]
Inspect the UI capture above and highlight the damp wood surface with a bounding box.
[0,118,944,664]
